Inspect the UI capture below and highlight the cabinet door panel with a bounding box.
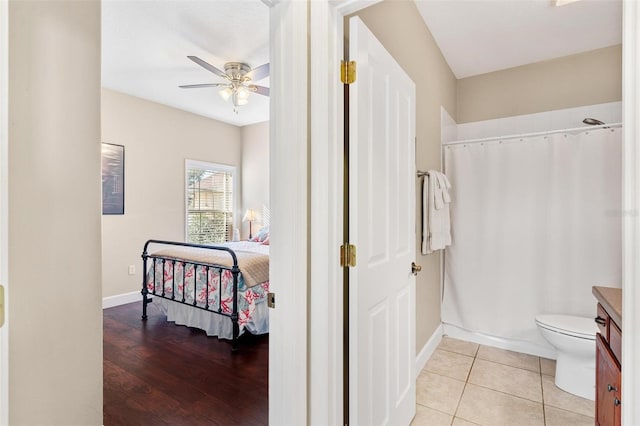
[610,320,622,363]
[596,333,621,426]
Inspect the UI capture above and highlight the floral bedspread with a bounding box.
[146,259,269,329]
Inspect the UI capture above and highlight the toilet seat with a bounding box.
[535,314,597,340]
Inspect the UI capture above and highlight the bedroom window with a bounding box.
[185,160,236,244]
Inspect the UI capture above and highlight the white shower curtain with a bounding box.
[442,128,622,348]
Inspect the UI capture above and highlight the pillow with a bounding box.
[251,226,269,242]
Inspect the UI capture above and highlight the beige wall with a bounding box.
[101,89,242,298]
[352,0,457,353]
[241,121,269,239]
[8,1,103,424]
[457,45,622,123]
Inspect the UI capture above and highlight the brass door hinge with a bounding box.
[340,244,357,267]
[341,60,356,84]
[267,292,275,309]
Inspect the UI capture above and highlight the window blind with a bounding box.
[186,166,233,244]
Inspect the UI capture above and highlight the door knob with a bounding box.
[411,262,422,276]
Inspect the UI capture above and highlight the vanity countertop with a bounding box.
[592,286,622,326]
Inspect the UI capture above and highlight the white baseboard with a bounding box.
[102,290,142,309]
[415,324,443,377]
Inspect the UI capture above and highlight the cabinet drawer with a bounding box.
[596,304,609,340]
[610,320,622,363]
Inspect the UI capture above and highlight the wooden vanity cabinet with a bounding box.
[595,302,622,426]
[596,333,621,426]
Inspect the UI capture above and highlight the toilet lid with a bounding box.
[535,314,597,340]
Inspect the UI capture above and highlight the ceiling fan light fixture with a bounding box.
[181,57,269,114]
[237,86,251,101]
[219,87,233,102]
[231,90,249,107]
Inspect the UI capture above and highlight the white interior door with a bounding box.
[349,16,416,426]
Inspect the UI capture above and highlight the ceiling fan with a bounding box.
[179,56,270,113]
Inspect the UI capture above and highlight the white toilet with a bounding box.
[535,314,598,400]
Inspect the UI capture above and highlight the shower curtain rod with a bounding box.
[443,122,622,146]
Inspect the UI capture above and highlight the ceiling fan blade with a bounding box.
[179,83,226,89]
[187,56,228,79]
[250,85,270,97]
[248,63,270,82]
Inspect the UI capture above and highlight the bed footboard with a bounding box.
[141,239,242,351]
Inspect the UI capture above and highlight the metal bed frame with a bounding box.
[141,239,242,351]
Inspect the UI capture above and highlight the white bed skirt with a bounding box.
[156,298,269,339]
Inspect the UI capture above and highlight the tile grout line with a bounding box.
[424,340,593,425]
[422,369,470,383]
[460,345,547,423]
[540,357,547,426]
[439,344,545,374]
[414,400,452,416]
[474,357,541,374]
[474,357,542,375]
[467,350,546,405]
[449,343,480,426]
[464,381,545,405]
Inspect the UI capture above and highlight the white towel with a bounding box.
[422,170,452,254]
[422,177,429,254]
[438,173,452,204]
[433,172,451,210]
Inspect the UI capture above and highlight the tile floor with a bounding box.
[412,337,595,426]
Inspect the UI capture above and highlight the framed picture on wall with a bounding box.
[101,143,125,215]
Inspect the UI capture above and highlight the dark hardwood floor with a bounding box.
[103,301,268,425]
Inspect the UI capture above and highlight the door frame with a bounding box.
[267,1,381,424]
[0,0,8,423]
[622,2,640,424]
[306,1,381,425]
[266,2,309,424]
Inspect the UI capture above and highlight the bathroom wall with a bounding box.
[457,45,622,123]
[455,101,622,142]
[350,0,457,354]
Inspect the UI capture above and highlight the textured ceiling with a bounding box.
[102,0,269,127]
[102,1,622,127]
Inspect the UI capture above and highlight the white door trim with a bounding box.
[307,1,382,425]
[267,2,308,425]
[308,2,343,424]
[0,0,9,423]
[622,2,639,424]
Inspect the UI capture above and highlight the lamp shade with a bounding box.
[243,209,257,222]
